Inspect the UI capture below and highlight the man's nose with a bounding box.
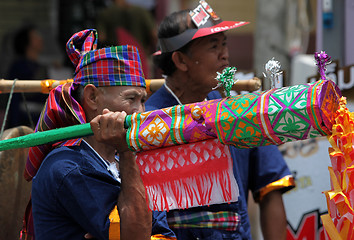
[221,46,229,60]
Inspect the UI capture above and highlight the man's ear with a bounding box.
[82,84,99,112]
[172,51,188,72]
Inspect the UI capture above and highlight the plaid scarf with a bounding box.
[22,82,85,239]
[167,211,240,231]
[24,82,85,180]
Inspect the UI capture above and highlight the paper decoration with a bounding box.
[315,51,332,81]
[136,138,238,211]
[126,79,341,152]
[322,97,354,239]
[263,57,282,89]
[214,66,238,97]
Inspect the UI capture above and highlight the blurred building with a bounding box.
[0,1,353,239]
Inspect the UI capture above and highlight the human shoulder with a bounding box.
[34,143,114,190]
[207,90,222,100]
[145,89,163,111]
[37,146,84,179]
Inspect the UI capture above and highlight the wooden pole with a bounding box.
[0,123,93,151]
[0,77,262,94]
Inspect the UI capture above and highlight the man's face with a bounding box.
[97,86,147,115]
[184,32,229,91]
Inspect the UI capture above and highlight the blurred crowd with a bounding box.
[0,0,178,130]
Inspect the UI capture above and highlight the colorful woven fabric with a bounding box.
[24,82,85,181]
[167,211,240,231]
[126,80,341,152]
[126,99,219,151]
[66,29,145,88]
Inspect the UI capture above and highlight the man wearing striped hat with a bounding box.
[22,29,175,240]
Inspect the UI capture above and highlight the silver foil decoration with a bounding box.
[263,58,283,89]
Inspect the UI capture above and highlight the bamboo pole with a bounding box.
[0,79,340,152]
[0,123,93,151]
[0,77,261,95]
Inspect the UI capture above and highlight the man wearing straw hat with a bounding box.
[22,29,175,240]
[146,1,295,239]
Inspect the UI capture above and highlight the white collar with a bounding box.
[164,82,183,105]
[82,139,121,182]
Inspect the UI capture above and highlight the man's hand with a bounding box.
[90,108,130,153]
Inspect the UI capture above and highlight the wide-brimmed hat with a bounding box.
[158,0,249,53]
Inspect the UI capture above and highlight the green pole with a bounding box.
[0,123,93,151]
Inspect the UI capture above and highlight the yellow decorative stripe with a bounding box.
[108,206,176,240]
[129,112,139,151]
[320,214,342,240]
[40,79,56,93]
[255,175,296,202]
[109,206,120,240]
[259,91,278,144]
[174,106,183,144]
[146,80,151,94]
[40,79,73,93]
[59,79,73,84]
[151,234,177,239]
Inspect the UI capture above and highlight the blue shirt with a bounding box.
[145,85,294,240]
[32,140,175,239]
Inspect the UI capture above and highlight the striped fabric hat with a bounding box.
[66,29,146,88]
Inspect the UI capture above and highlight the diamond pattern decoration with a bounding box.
[136,138,239,211]
[137,139,229,179]
[140,115,169,147]
[128,80,340,151]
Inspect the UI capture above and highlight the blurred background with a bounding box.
[0,0,352,85]
[0,0,353,239]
